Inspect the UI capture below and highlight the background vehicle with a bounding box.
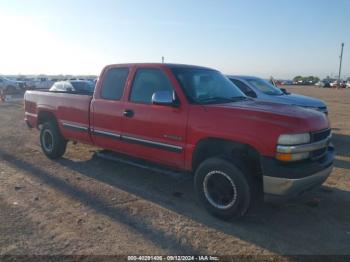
[49,80,95,94]
[315,81,326,87]
[24,63,334,220]
[293,76,319,85]
[26,77,54,90]
[0,76,25,91]
[330,80,337,88]
[346,81,350,88]
[328,80,347,88]
[280,80,293,85]
[227,75,328,114]
[316,79,335,88]
[0,76,25,100]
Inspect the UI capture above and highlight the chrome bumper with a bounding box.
[263,164,333,196]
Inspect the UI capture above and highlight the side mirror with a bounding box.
[280,88,289,94]
[152,90,177,106]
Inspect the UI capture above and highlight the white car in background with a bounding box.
[26,77,54,90]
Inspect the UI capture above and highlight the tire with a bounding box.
[194,157,253,220]
[40,121,67,159]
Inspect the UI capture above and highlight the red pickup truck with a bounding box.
[24,63,334,219]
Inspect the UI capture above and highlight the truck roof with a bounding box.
[105,63,215,71]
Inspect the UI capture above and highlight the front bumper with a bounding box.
[263,164,332,196]
[262,147,334,200]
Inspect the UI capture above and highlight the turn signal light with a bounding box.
[276,152,309,162]
[276,153,293,161]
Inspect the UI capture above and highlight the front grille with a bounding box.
[311,129,331,142]
[310,129,331,159]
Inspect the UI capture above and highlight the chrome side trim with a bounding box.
[92,129,121,139]
[277,136,331,154]
[122,135,183,153]
[88,127,183,153]
[263,165,333,195]
[62,122,89,132]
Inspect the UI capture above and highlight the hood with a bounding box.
[265,93,326,108]
[206,99,329,132]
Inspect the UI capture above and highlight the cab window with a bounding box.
[129,68,173,104]
[101,68,129,100]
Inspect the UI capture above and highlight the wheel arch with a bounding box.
[192,137,263,189]
[37,110,58,128]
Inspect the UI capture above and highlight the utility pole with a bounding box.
[338,43,344,87]
[161,56,164,63]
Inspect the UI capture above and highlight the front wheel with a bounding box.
[194,157,253,220]
[40,122,67,159]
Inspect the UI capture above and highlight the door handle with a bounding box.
[123,109,134,118]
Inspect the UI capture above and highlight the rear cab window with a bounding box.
[100,68,129,100]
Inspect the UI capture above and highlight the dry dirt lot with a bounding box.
[0,87,349,258]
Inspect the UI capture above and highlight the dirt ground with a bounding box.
[0,86,349,257]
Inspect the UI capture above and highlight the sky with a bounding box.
[0,0,349,79]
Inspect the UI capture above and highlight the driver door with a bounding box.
[121,67,187,169]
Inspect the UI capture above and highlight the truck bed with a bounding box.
[24,90,93,143]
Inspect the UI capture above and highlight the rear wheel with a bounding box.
[194,157,253,220]
[40,122,67,159]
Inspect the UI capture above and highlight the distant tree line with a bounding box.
[293,76,320,84]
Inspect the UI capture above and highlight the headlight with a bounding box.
[277,133,310,145]
[276,133,311,162]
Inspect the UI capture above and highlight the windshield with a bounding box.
[246,78,283,95]
[172,68,246,104]
[71,81,95,93]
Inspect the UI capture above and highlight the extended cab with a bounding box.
[24,63,334,219]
